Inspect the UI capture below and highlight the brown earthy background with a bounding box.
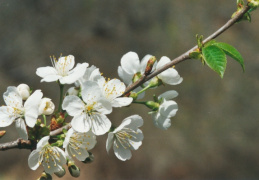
[0,0,259,179]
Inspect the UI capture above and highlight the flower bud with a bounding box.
[54,167,66,178]
[144,56,156,75]
[145,101,160,111]
[82,152,94,164]
[129,92,138,100]
[39,98,55,115]
[148,77,162,88]
[67,87,79,96]
[0,130,6,138]
[67,160,80,178]
[17,83,30,100]
[37,172,52,180]
[248,0,259,8]
[132,72,142,83]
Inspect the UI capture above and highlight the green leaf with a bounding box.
[202,45,227,78]
[204,40,216,47]
[213,42,245,71]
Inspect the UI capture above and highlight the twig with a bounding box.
[0,5,251,151]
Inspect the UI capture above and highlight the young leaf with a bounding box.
[202,45,227,78]
[213,42,245,71]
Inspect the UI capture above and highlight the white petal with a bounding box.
[158,90,178,100]
[70,146,89,161]
[81,81,103,104]
[106,132,114,153]
[118,66,133,85]
[123,115,144,131]
[28,150,40,170]
[15,118,28,140]
[158,68,183,85]
[120,52,140,75]
[111,97,133,107]
[3,86,23,108]
[91,114,111,135]
[151,112,172,130]
[129,140,142,150]
[62,95,84,116]
[0,106,15,127]
[95,98,112,115]
[63,128,74,148]
[36,67,60,82]
[71,114,90,133]
[104,79,126,100]
[37,136,50,149]
[57,55,75,72]
[160,100,178,118]
[60,63,88,84]
[156,56,171,68]
[24,90,43,127]
[113,140,132,161]
[140,54,153,74]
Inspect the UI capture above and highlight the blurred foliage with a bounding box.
[0,0,259,179]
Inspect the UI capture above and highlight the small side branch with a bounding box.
[0,139,32,151]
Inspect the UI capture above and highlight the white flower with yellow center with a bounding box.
[106,115,144,161]
[28,136,66,175]
[98,77,133,107]
[62,81,112,135]
[151,91,179,130]
[36,55,88,84]
[63,129,97,161]
[0,86,43,140]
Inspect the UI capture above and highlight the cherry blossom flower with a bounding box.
[0,86,43,139]
[98,77,133,107]
[106,115,144,161]
[38,97,55,115]
[28,136,66,175]
[36,55,88,84]
[151,90,179,130]
[75,65,102,87]
[63,129,97,161]
[62,81,112,135]
[156,56,183,85]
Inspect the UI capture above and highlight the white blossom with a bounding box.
[98,77,133,107]
[36,55,88,84]
[0,87,43,139]
[76,65,102,87]
[63,129,97,161]
[17,83,30,100]
[39,98,55,115]
[67,87,79,96]
[151,90,179,130]
[28,136,66,175]
[156,56,183,85]
[106,115,144,161]
[62,81,112,135]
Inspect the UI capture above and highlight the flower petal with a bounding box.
[28,150,40,170]
[111,97,133,107]
[60,63,88,84]
[118,66,133,85]
[106,132,114,153]
[62,95,85,116]
[81,81,103,104]
[36,67,60,82]
[15,118,28,140]
[37,136,50,149]
[91,114,111,135]
[71,114,90,133]
[0,106,15,127]
[3,86,23,108]
[120,52,140,75]
[160,100,178,118]
[113,140,132,161]
[123,115,144,131]
[63,128,74,148]
[158,90,178,100]
[140,54,153,74]
[56,55,75,72]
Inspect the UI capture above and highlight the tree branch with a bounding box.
[123,5,250,96]
[0,5,251,151]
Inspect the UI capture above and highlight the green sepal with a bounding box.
[202,45,227,78]
[189,49,202,60]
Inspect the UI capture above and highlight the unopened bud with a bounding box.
[67,160,80,178]
[17,84,30,100]
[144,56,156,75]
[0,130,6,138]
[54,167,66,178]
[145,101,160,111]
[129,92,138,100]
[67,87,79,96]
[39,98,55,115]
[37,172,52,180]
[82,152,94,164]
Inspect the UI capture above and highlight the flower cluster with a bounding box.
[0,52,182,178]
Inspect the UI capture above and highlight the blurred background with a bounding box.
[0,0,259,179]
